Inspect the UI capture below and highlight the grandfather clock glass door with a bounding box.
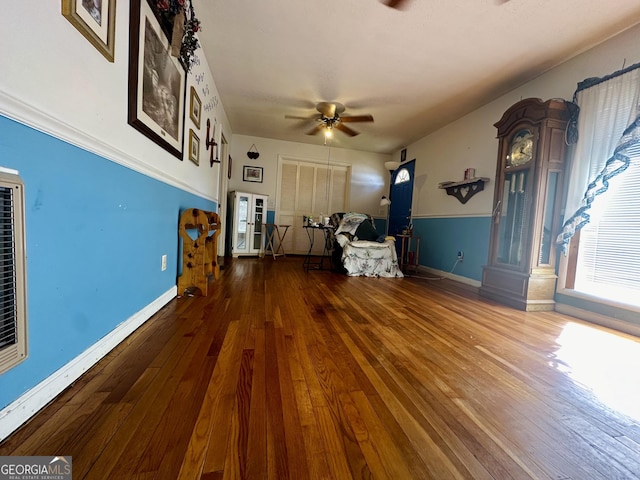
[481,98,571,311]
[497,169,531,267]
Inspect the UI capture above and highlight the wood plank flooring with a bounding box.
[2,257,640,479]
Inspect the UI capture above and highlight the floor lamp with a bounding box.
[380,196,391,235]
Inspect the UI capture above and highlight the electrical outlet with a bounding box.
[457,251,464,261]
[161,254,167,271]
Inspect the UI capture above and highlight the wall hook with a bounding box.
[247,144,260,160]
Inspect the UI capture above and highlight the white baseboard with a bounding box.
[419,266,482,288]
[0,287,177,442]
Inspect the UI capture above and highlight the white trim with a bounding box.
[556,288,640,314]
[555,303,640,338]
[410,213,493,219]
[0,286,177,442]
[0,91,215,202]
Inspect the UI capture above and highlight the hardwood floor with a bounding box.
[2,257,640,479]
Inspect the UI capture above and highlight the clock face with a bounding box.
[507,129,534,166]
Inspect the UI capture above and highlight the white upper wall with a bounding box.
[0,0,229,203]
[403,23,640,219]
[229,135,391,216]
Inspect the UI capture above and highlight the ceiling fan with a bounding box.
[285,102,374,137]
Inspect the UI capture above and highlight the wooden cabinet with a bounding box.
[480,98,572,311]
[228,191,268,257]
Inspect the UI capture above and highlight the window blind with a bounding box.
[575,145,640,306]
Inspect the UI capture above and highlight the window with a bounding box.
[0,168,27,374]
[394,168,410,184]
[572,146,640,305]
[560,65,640,308]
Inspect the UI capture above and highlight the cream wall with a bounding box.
[401,23,640,220]
[228,135,392,216]
[0,0,230,204]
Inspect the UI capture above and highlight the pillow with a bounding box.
[354,219,379,241]
[336,213,368,235]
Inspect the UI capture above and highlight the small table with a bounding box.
[397,234,420,274]
[264,224,290,260]
[303,225,334,271]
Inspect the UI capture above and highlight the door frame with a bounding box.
[388,159,415,237]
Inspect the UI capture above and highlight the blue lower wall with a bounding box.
[412,216,491,281]
[0,115,216,409]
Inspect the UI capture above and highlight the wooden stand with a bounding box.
[397,234,420,274]
[178,208,221,296]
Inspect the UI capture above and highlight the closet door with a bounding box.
[277,159,349,255]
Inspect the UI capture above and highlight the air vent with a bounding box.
[0,168,27,374]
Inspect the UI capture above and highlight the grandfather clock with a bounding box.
[480,98,572,311]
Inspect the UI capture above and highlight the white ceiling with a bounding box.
[192,0,640,154]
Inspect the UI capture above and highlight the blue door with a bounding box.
[388,160,415,237]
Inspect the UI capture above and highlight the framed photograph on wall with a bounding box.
[189,130,200,165]
[189,87,201,129]
[62,0,116,62]
[128,0,186,160]
[243,166,263,183]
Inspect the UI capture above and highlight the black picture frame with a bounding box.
[401,148,407,162]
[128,0,186,159]
[243,166,263,183]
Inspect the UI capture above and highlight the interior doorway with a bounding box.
[217,132,229,258]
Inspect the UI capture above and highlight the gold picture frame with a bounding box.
[189,130,200,165]
[189,87,202,129]
[62,0,116,62]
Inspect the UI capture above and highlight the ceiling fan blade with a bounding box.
[339,114,374,123]
[335,123,359,137]
[284,114,321,120]
[306,124,324,136]
[384,0,410,10]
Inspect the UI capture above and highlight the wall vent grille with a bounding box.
[0,170,27,374]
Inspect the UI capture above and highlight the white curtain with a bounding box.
[557,66,640,251]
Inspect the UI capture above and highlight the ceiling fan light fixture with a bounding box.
[324,126,333,138]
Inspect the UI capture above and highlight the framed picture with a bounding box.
[401,148,407,162]
[62,0,116,62]
[243,166,263,183]
[128,0,186,160]
[228,156,233,179]
[189,87,201,129]
[189,130,200,165]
